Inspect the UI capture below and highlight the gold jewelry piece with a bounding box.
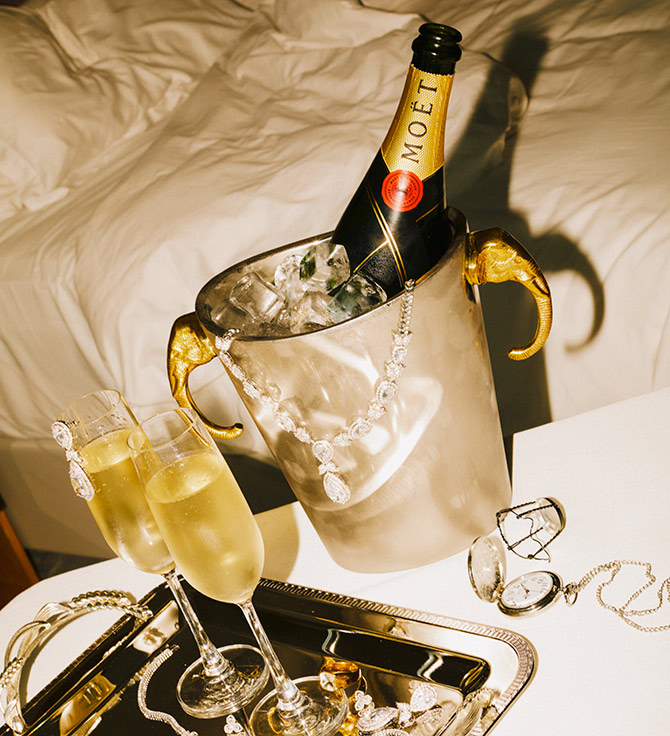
[563,560,670,633]
[319,657,362,691]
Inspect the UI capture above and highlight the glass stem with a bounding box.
[162,570,230,677]
[238,598,304,711]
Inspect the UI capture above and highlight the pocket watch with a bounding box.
[467,536,563,617]
[467,533,670,630]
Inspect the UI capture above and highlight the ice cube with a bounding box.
[209,300,252,331]
[274,253,302,292]
[282,264,312,310]
[299,243,350,292]
[229,271,286,323]
[289,291,334,334]
[327,273,387,322]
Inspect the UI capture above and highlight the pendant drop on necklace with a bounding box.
[323,471,351,504]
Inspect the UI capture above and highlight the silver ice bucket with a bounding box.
[167,207,551,572]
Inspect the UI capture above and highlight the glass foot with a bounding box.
[177,644,269,718]
[250,675,349,736]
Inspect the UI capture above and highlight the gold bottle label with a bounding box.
[381,65,453,182]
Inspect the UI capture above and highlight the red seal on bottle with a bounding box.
[381,170,423,211]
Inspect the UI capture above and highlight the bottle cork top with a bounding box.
[411,23,462,74]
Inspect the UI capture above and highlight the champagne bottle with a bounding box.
[329,23,462,298]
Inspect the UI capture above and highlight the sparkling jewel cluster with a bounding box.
[223,715,244,735]
[137,646,198,736]
[51,419,97,500]
[215,279,415,505]
[351,683,497,736]
[136,646,248,736]
[353,682,443,736]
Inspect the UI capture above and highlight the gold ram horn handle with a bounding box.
[167,312,244,439]
[464,227,552,360]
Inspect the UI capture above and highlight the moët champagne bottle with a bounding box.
[329,23,462,298]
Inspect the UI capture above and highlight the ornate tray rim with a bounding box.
[2,577,536,736]
[257,578,536,731]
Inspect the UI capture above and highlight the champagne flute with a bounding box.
[128,408,348,736]
[52,389,268,718]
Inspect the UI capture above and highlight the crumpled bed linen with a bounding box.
[0,0,521,457]
[0,0,668,554]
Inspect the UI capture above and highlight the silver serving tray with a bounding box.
[2,578,534,735]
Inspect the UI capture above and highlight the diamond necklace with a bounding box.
[215,279,416,505]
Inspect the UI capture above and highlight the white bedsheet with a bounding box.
[0,0,668,554]
[0,0,522,444]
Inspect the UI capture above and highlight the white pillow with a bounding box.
[0,1,255,220]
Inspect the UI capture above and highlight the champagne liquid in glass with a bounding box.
[55,391,269,719]
[144,451,264,604]
[80,427,173,575]
[132,407,347,736]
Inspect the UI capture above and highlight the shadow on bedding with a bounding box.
[450,25,604,438]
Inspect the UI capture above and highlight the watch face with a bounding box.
[497,571,562,616]
[467,536,505,602]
